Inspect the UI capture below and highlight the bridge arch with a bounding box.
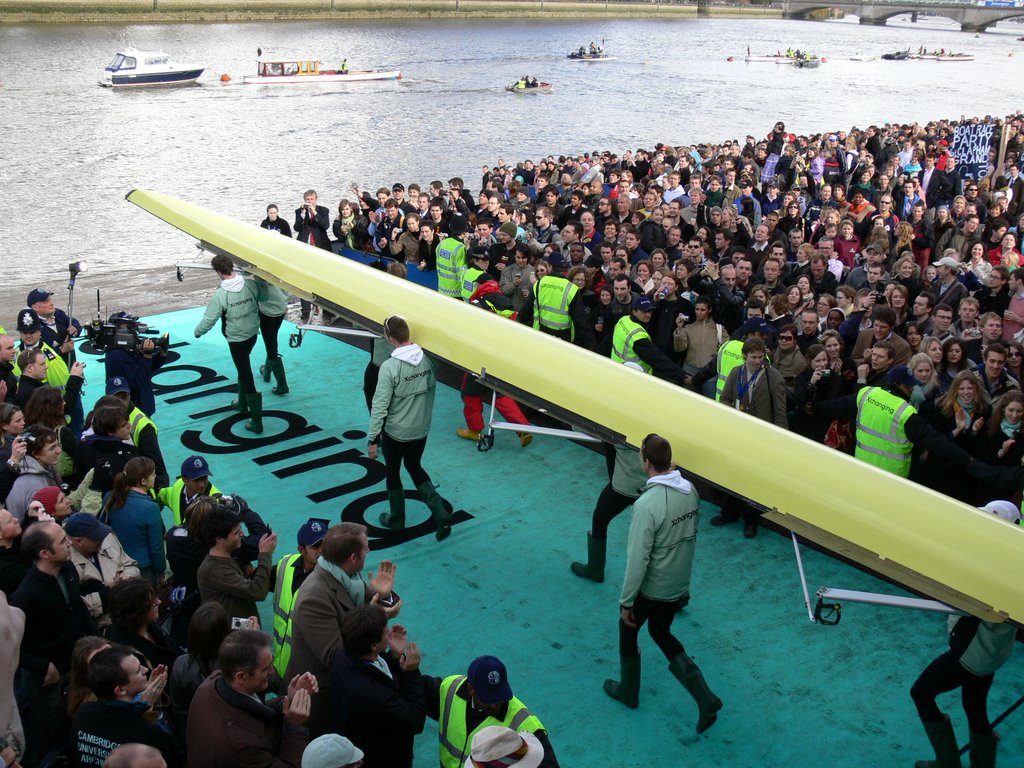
[784,5,967,26]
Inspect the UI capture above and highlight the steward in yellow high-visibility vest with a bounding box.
[609,297,686,383]
[514,254,596,350]
[271,517,328,676]
[712,316,774,401]
[109,379,169,487]
[13,308,72,390]
[156,455,220,526]
[436,235,468,299]
[426,655,558,768]
[810,368,980,484]
[461,249,492,302]
[855,386,915,477]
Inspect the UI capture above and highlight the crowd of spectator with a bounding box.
[2,113,1024,767]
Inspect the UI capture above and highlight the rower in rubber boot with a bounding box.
[367,316,454,542]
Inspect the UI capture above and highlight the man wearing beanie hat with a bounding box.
[31,485,71,520]
[516,256,595,351]
[607,296,686,383]
[425,655,559,768]
[488,221,520,279]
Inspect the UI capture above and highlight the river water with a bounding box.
[1,15,1023,302]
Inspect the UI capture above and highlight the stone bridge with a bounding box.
[782,0,1024,32]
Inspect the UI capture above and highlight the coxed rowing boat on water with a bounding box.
[242,58,402,84]
[910,52,975,62]
[506,82,553,93]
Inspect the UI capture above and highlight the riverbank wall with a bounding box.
[0,0,781,24]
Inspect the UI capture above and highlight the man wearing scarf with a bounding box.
[283,522,400,739]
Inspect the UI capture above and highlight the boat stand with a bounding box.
[477,381,602,453]
[789,533,962,625]
[289,318,375,348]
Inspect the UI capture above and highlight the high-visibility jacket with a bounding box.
[272,553,302,677]
[462,267,488,302]
[436,237,467,299]
[855,386,915,477]
[128,406,156,447]
[610,316,652,374]
[14,341,69,389]
[156,478,221,527]
[532,276,577,334]
[715,340,746,402]
[437,675,546,768]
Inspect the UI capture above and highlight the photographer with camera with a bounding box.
[5,426,61,523]
[843,243,889,291]
[196,502,277,624]
[102,312,169,418]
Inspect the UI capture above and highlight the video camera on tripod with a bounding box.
[84,311,169,354]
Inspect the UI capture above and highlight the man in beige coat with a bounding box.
[66,512,140,627]
[282,522,399,737]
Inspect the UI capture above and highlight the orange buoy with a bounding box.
[821,57,827,63]
[727,56,734,62]
[220,73,232,82]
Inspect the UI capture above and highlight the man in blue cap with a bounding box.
[425,655,559,768]
[156,455,221,527]
[107,376,168,487]
[27,288,80,366]
[270,517,329,677]
[607,295,686,383]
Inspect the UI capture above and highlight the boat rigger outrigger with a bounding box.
[126,188,1024,628]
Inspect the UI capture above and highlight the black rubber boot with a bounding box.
[603,655,640,709]
[669,653,722,734]
[570,532,607,583]
[967,730,997,768]
[231,381,249,414]
[270,356,289,395]
[244,392,263,434]
[259,357,272,383]
[914,715,962,768]
[417,481,452,541]
[379,490,406,530]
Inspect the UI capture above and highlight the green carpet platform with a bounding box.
[84,306,1020,767]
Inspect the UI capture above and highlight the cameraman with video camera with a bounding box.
[102,312,169,418]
